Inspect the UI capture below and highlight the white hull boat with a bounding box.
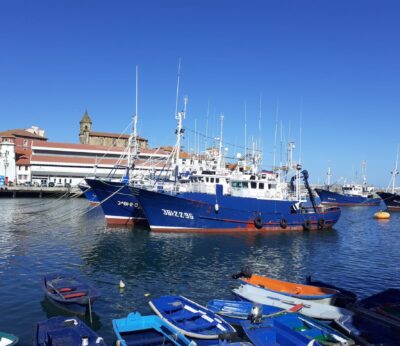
[233,284,351,320]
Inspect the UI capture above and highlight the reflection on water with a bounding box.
[0,198,399,345]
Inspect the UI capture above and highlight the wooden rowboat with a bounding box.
[233,269,339,304]
[42,273,100,315]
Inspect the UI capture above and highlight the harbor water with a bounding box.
[0,197,399,345]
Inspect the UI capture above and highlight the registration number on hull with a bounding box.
[117,201,140,208]
[161,209,194,219]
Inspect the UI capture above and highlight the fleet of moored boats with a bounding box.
[3,269,399,345]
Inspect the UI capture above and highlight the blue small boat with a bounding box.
[241,311,353,346]
[335,309,400,345]
[33,316,106,345]
[149,296,236,343]
[0,331,18,345]
[42,273,100,315]
[112,312,195,346]
[207,299,282,325]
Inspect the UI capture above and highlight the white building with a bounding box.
[0,137,16,186]
[28,141,171,186]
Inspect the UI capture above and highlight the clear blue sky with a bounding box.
[1,0,399,186]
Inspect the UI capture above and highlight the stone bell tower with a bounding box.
[79,111,92,144]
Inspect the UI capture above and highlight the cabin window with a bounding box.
[242,182,248,188]
[259,183,264,189]
[216,178,219,183]
[232,181,240,188]
[251,182,257,189]
[206,177,209,182]
[210,178,214,183]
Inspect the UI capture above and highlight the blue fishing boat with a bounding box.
[207,299,282,325]
[112,312,195,346]
[33,316,106,345]
[314,187,381,206]
[42,273,100,315]
[149,295,236,343]
[78,183,100,205]
[377,191,400,211]
[132,170,341,233]
[0,331,18,346]
[85,178,146,226]
[241,311,353,346]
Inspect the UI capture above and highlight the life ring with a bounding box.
[254,216,263,229]
[280,218,288,229]
[303,219,312,231]
[317,218,325,230]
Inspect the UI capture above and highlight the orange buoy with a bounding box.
[374,211,390,219]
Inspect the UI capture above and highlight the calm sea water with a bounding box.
[0,197,399,345]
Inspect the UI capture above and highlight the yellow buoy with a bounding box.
[374,211,390,219]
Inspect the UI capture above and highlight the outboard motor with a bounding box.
[232,266,252,279]
[248,304,263,324]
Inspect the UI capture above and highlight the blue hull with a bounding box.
[133,187,341,232]
[85,178,146,226]
[149,295,236,344]
[377,192,400,211]
[43,273,100,315]
[315,189,381,206]
[78,184,100,204]
[113,312,194,346]
[241,313,351,346]
[34,316,105,346]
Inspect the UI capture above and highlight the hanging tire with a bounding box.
[280,218,288,229]
[317,218,325,230]
[303,219,312,231]
[254,216,263,229]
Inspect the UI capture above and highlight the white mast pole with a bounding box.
[258,93,262,166]
[273,100,279,169]
[299,97,303,164]
[205,100,210,152]
[244,102,247,168]
[217,113,224,172]
[392,145,399,193]
[128,65,139,181]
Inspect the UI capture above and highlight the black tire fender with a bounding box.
[254,216,263,229]
[317,218,325,230]
[303,219,312,231]
[280,218,288,229]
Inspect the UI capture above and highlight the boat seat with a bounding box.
[172,311,202,322]
[162,304,183,315]
[62,291,87,299]
[185,320,218,333]
[58,287,74,293]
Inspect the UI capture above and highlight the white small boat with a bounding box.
[233,284,351,320]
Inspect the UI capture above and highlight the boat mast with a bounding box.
[273,100,279,169]
[326,166,332,187]
[128,65,139,180]
[175,96,187,177]
[391,145,399,193]
[361,160,367,185]
[244,102,247,169]
[217,114,224,172]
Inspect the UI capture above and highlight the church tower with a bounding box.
[79,111,92,144]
